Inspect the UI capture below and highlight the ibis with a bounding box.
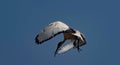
[35,21,86,56]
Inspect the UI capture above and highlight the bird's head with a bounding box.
[72,30,86,47]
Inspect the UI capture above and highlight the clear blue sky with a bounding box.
[0,0,120,65]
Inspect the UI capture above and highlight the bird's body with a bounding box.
[64,32,76,40]
[35,21,86,56]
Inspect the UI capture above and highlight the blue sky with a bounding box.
[0,0,120,65]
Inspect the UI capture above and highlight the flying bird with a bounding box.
[35,21,86,56]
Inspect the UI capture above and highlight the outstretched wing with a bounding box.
[57,40,75,54]
[35,21,70,44]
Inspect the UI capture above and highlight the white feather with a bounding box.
[36,21,69,43]
[57,40,74,54]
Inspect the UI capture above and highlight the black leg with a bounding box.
[73,40,77,47]
[54,40,65,56]
[76,39,82,52]
[76,39,80,52]
[73,36,79,47]
[73,39,80,52]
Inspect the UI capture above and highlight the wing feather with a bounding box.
[57,40,75,54]
[35,21,70,44]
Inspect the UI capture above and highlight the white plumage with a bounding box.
[57,40,74,54]
[35,21,86,56]
[35,21,69,43]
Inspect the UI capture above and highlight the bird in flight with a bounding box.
[35,21,86,56]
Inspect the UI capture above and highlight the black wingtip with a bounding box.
[35,34,40,44]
